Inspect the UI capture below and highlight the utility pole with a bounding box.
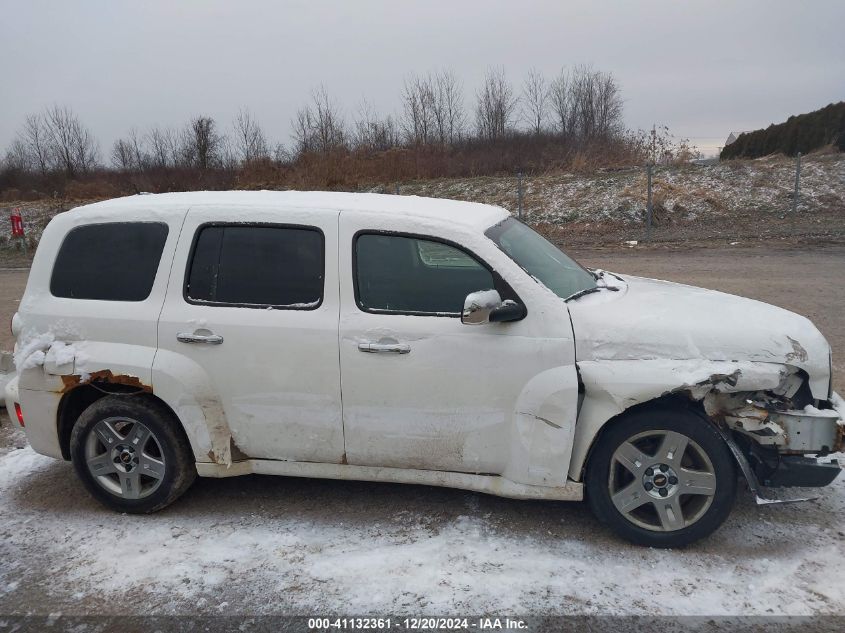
[517,171,524,220]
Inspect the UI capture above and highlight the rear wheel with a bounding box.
[586,408,736,548]
[70,395,196,513]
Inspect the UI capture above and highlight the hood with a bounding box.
[568,275,831,398]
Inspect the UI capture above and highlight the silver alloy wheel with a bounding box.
[84,416,166,499]
[608,429,717,532]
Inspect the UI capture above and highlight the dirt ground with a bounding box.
[1,244,844,620]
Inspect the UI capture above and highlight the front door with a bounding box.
[338,213,580,485]
[156,206,344,464]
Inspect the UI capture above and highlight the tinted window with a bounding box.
[186,225,324,308]
[50,222,168,301]
[355,233,494,315]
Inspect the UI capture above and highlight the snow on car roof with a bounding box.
[73,191,510,229]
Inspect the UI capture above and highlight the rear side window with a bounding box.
[50,222,169,301]
[355,233,495,315]
[185,224,324,309]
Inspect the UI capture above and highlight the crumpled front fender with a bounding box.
[568,358,804,481]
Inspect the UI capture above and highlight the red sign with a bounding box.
[10,210,24,237]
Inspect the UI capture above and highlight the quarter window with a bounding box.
[50,222,168,301]
[186,225,324,309]
[355,233,495,315]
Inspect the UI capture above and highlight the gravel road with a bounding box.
[1,245,843,619]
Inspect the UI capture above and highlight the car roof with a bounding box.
[73,191,510,230]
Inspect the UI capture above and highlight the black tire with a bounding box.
[70,395,197,513]
[585,407,736,548]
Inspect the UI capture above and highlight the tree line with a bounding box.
[720,101,845,160]
[1,65,693,197]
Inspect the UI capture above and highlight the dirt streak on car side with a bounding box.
[5,191,843,547]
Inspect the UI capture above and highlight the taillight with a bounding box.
[14,403,24,427]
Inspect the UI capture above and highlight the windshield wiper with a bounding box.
[566,285,620,302]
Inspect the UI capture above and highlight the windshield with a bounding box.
[485,217,597,300]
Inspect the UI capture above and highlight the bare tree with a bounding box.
[112,128,147,171]
[111,138,134,170]
[593,70,624,138]
[291,86,346,155]
[401,73,436,145]
[19,114,53,176]
[3,139,32,172]
[431,70,465,145]
[43,105,99,177]
[232,108,269,163]
[127,128,146,170]
[522,68,548,135]
[475,67,518,141]
[549,68,576,137]
[291,107,315,154]
[550,66,623,140]
[353,100,399,151]
[180,116,224,169]
[147,126,178,168]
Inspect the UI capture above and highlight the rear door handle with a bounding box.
[358,341,410,354]
[177,332,224,345]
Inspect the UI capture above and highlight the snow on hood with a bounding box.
[568,275,832,398]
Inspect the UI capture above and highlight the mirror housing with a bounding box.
[461,290,525,325]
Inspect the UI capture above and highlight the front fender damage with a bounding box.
[569,359,844,482]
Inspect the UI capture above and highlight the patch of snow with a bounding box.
[13,331,55,370]
[12,330,86,376]
[1,444,844,615]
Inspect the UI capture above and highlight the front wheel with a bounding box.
[70,395,197,513]
[585,408,736,548]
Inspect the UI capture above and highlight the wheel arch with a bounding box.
[57,385,187,461]
[574,393,707,482]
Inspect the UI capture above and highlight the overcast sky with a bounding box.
[2,0,843,157]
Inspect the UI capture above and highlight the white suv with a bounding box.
[7,191,843,547]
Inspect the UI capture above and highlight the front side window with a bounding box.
[485,217,596,300]
[186,225,324,309]
[50,222,169,301]
[355,233,495,315]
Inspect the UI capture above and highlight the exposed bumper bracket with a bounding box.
[715,425,821,505]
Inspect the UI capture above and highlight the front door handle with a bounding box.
[358,341,411,354]
[177,332,224,345]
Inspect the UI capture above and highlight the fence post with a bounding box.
[645,164,653,239]
[792,152,801,216]
[517,171,524,220]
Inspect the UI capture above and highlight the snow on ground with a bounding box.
[393,153,845,226]
[1,427,844,616]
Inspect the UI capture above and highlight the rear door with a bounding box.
[155,206,344,463]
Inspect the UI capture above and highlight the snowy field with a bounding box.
[394,152,845,226]
[1,420,843,617]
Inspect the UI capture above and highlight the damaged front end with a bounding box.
[702,370,844,499]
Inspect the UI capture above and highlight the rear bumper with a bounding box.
[5,375,64,459]
[0,352,14,410]
[3,374,18,416]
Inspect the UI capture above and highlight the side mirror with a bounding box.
[462,290,525,325]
